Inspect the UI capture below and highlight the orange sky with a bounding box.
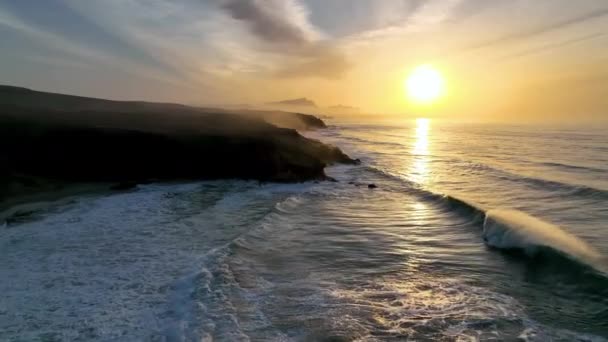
[1,1,607,123]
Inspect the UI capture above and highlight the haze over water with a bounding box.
[2,119,607,341]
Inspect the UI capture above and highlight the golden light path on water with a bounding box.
[411,118,431,186]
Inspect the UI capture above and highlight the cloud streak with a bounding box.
[497,32,607,61]
[221,0,318,46]
[339,0,464,49]
[465,8,608,52]
[275,47,350,79]
[219,0,349,79]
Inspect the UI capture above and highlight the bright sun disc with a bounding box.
[405,65,444,104]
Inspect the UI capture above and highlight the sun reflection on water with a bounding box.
[411,118,431,185]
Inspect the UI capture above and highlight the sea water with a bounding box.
[1,119,607,341]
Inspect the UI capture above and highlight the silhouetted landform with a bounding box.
[0,86,356,205]
[0,86,326,131]
[267,97,317,107]
[247,110,326,130]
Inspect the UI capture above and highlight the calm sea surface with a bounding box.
[1,119,607,341]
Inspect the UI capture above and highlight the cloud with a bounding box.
[56,0,240,94]
[465,8,608,51]
[0,3,198,89]
[275,47,350,79]
[497,32,607,61]
[339,0,464,49]
[305,0,428,38]
[220,0,319,46]
[219,0,349,79]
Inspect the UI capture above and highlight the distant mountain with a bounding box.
[267,98,317,107]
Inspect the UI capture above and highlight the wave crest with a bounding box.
[354,164,607,276]
[483,209,605,271]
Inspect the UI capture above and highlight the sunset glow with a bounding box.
[405,65,444,104]
[1,2,607,340]
[1,2,606,122]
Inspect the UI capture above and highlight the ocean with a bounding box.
[1,119,607,341]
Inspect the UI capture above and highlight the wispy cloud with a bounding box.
[56,0,247,97]
[221,0,319,46]
[341,0,464,49]
[497,32,607,61]
[219,0,349,79]
[0,3,202,91]
[275,47,349,79]
[464,8,608,52]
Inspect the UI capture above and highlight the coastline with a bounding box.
[0,181,113,225]
[0,86,357,223]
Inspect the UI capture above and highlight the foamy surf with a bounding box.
[3,120,608,340]
[483,209,606,274]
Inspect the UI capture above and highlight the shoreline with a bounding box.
[0,85,358,218]
[0,182,113,225]
[0,175,342,225]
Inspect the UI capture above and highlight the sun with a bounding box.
[405,65,444,104]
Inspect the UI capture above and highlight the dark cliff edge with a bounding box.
[0,86,356,209]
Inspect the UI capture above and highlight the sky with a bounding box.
[1,0,607,123]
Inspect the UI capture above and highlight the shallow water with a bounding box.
[1,120,607,341]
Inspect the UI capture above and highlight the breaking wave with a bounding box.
[484,210,604,267]
[434,194,608,276]
[436,197,608,278]
[365,164,608,276]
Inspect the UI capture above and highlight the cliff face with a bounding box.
[0,114,347,183]
[0,86,355,202]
